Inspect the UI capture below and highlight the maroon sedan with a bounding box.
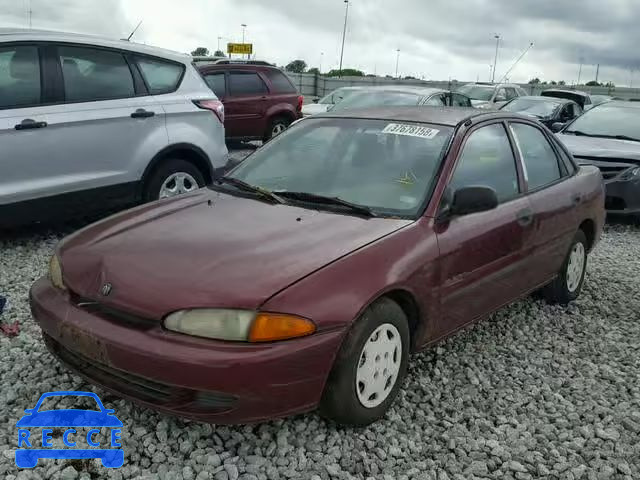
[31,107,605,426]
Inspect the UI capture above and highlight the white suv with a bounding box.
[0,29,229,227]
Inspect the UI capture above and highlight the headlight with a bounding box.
[620,167,640,181]
[49,255,66,290]
[163,309,315,342]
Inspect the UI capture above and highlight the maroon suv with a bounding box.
[199,62,303,142]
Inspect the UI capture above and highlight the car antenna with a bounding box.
[496,41,534,85]
[125,20,143,42]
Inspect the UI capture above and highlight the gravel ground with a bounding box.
[1,204,639,480]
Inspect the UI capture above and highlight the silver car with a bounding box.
[457,82,527,109]
[0,29,229,227]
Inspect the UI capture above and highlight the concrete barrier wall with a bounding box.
[285,72,640,102]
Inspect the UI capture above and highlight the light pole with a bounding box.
[241,24,248,59]
[491,34,501,83]
[338,0,350,76]
[320,52,324,73]
[395,49,401,79]
[217,36,222,52]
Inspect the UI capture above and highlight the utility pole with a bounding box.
[217,36,222,52]
[491,34,501,83]
[338,0,350,76]
[241,24,247,59]
[27,0,32,28]
[395,49,400,79]
[577,57,584,86]
[320,52,324,73]
[595,63,600,84]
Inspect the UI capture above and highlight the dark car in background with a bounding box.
[329,86,472,112]
[556,101,640,218]
[500,96,582,129]
[31,107,604,426]
[199,62,303,142]
[542,89,593,111]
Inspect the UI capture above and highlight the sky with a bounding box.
[2,0,640,86]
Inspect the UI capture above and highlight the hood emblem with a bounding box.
[100,283,113,297]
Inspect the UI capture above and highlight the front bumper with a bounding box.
[30,278,343,424]
[604,178,640,215]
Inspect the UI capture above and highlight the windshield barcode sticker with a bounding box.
[382,123,440,139]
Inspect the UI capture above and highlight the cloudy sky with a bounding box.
[2,0,639,86]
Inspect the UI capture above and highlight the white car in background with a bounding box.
[457,82,527,109]
[0,29,229,227]
[301,86,365,116]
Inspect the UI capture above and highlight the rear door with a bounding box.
[224,70,269,138]
[508,122,578,286]
[0,44,52,205]
[435,122,534,337]
[21,44,167,201]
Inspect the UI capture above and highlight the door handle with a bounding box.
[572,195,582,206]
[131,109,155,119]
[15,119,47,130]
[516,208,534,227]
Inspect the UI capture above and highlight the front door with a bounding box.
[435,122,534,338]
[224,71,269,139]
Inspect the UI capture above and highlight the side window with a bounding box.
[204,73,226,98]
[0,46,41,109]
[451,93,471,107]
[495,88,507,101]
[228,72,268,96]
[505,87,518,100]
[263,69,297,94]
[136,57,184,94]
[450,124,520,203]
[58,46,134,102]
[424,94,445,106]
[510,123,562,190]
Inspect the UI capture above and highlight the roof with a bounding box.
[316,105,499,127]
[0,28,190,62]
[593,100,640,109]
[513,96,575,105]
[542,89,590,97]
[199,63,282,72]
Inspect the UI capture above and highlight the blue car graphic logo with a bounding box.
[16,391,124,469]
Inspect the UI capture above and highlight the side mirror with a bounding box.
[313,98,319,104]
[550,122,566,133]
[450,186,498,216]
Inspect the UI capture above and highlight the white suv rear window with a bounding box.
[137,57,184,94]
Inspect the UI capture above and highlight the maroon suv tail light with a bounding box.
[297,95,303,113]
[194,99,225,124]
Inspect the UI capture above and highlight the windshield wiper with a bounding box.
[216,177,286,204]
[274,191,376,217]
[564,131,640,142]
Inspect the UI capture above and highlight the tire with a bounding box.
[142,158,206,203]
[541,229,588,305]
[263,116,291,142]
[319,298,410,426]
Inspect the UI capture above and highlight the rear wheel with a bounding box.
[263,116,291,142]
[143,159,206,202]
[541,229,588,305]
[319,298,410,426]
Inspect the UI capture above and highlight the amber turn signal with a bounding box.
[248,313,316,342]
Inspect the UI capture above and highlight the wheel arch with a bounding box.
[139,143,213,199]
[578,218,596,252]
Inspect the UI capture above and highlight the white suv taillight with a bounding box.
[194,100,225,124]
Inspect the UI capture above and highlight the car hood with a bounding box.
[556,134,640,163]
[16,410,123,427]
[301,103,330,116]
[59,190,412,319]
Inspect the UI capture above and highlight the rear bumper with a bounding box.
[30,278,343,424]
[604,179,640,215]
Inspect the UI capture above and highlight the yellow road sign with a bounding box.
[227,43,253,55]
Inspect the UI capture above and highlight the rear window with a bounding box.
[264,69,297,94]
[136,57,184,94]
[228,72,268,96]
[0,45,41,109]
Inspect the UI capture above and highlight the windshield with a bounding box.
[501,98,560,117]
[319,88,357,105]
[331,91,421,112]
[564,104,640,139]
[228,118,453,217]
[456,85,495,101]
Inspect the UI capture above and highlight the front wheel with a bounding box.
[319,298,410,426]
[541,229,588,305]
